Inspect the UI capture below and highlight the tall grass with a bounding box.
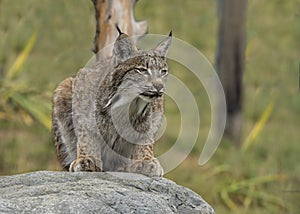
[242,100,274,151]
[0,32,51,130]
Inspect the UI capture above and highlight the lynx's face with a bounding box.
[109,31,172,108]
[125,54,168,102]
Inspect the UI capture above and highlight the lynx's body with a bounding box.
[52,31,171,176]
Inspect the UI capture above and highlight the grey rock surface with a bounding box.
[0,171,214,214]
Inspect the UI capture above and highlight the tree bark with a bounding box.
[91,0,148,58]
[216,0,247,145]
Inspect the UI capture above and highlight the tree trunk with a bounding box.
[216,0,247,145]
[91,0,148,58]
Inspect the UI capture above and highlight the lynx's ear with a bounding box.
[153,31,172,57]
[113,26,138,64]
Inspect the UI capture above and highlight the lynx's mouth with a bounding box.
[139,91,163,101]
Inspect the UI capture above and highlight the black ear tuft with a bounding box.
[153,31,172,57]
[116,24,123,35]
[113,28,138,65]
[168,30,172,37]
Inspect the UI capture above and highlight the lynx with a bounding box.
[52,29,172,177]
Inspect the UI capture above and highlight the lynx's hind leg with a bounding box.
[52,77,77,170]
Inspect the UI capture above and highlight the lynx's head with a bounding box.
[109,30,172,107]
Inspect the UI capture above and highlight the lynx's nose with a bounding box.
[153,82,164,94]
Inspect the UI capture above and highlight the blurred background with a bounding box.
[0,0,299,213]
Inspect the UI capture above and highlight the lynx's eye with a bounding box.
[136,67,150,76]
[160,69,168,77]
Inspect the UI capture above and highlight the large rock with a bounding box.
[0,171,214,214]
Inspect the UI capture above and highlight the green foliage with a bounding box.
[0,32,51,130]
[0,0,299,213]
[242,100,274,151]
[219,174,286,211]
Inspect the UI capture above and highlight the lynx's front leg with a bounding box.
[69,153,102,172]
[69,122,104,172]
[128,145,164,177]
[69,68,103,172]
[70,157,99,172]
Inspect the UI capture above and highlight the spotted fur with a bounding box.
[52,32,172,176]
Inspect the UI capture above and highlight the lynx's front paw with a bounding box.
[69,156,102,172]
[129,158,164,177]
